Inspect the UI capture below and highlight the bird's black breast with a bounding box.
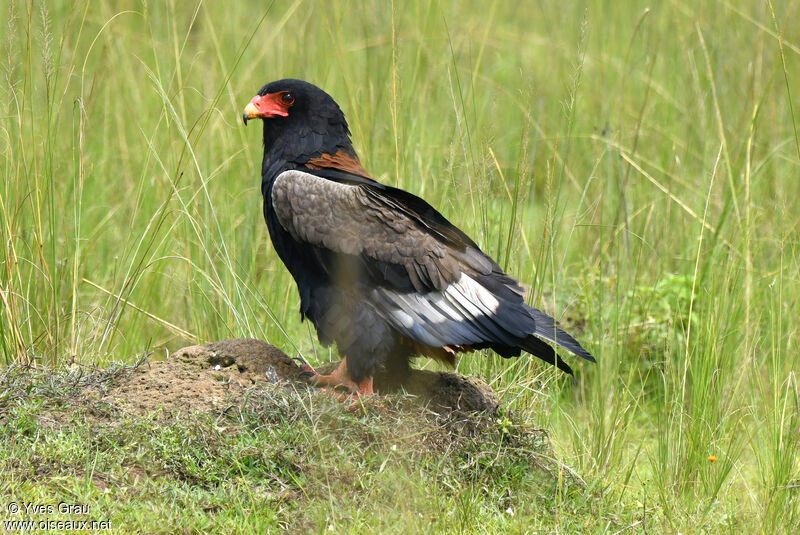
[262,175,325,321]
[261,173,373,342]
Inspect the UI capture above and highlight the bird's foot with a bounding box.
[297,358,384,411]
[299,357,375,396]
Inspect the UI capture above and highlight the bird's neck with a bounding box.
[260,120,358,184]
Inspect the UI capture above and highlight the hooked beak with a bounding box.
[242,101,259,125]
[242,94,290,126]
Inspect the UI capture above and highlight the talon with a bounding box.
[292,355,310,366]
[299,370,316,380]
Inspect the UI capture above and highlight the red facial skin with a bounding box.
[243,92,294,122]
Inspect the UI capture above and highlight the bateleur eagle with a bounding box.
[243,79,595,396]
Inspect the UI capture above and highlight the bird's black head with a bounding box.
[243,79,356,171]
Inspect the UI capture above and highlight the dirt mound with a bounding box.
[104,338,498,415]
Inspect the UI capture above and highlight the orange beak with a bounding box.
[242,94,289,125]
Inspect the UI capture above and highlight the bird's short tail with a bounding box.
[519,306,596,376]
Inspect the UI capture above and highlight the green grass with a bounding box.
[1,0,799,532]
[1,364,594,533]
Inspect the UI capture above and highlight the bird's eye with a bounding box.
[281,92,295,104]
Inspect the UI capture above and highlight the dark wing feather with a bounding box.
[271,169,494,292]
[299,167,496,257]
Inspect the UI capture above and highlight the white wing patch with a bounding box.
[445,273,500,315]
[369,273,504,347]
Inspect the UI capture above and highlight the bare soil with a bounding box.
[102,338,499,415]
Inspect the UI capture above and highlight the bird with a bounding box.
[243,79,595,397]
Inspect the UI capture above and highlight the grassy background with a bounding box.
[2,0,799,532]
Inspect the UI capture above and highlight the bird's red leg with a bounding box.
[299,356,374,397]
